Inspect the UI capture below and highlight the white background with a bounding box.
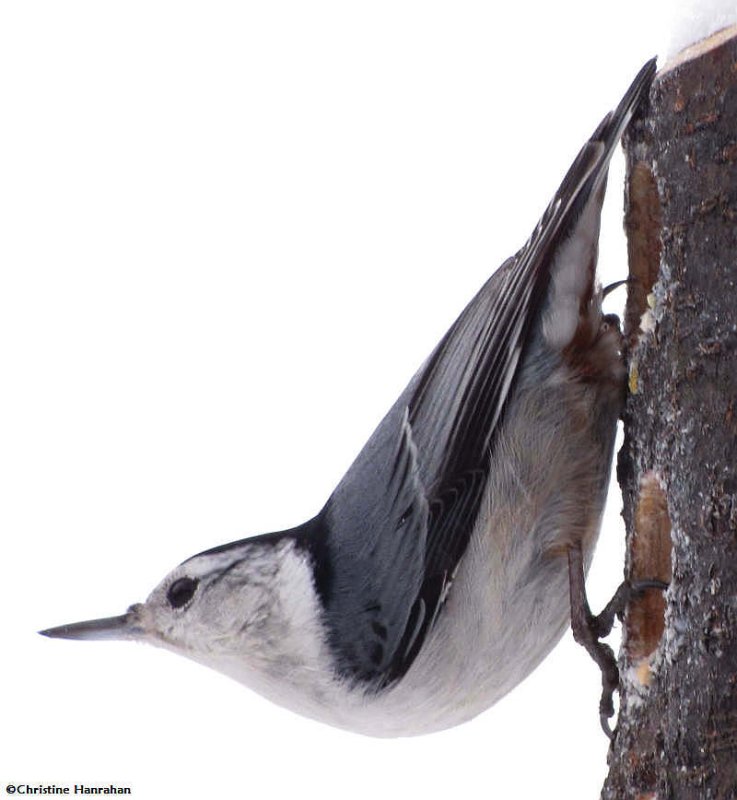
[0,2,720,799]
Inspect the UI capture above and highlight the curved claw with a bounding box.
[631,578,669,594]
[600,711,615,741]
[602,278,629,298]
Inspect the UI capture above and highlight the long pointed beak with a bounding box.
[39,604,145,641]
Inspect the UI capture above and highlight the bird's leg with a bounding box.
[567,544,668,739]
[567,544,620,739]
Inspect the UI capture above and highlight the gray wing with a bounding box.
[314,60,656,688]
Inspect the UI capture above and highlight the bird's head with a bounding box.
[40,535,308,665]
[41,529,342,725]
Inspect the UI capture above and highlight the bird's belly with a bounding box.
[370,534,574,736]
[352,528,575,737]
[342,377,619,737]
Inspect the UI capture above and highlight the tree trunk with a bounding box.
[602,27,737,800]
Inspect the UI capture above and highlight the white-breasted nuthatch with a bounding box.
[41,60,657,739]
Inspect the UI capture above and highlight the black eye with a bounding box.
[167,577,199,609]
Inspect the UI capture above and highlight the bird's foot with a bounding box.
[567,546,668,739]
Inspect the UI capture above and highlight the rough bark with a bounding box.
[602,28,737,800]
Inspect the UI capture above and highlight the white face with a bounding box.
[138,543,282,658]
[41,535,334,723]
